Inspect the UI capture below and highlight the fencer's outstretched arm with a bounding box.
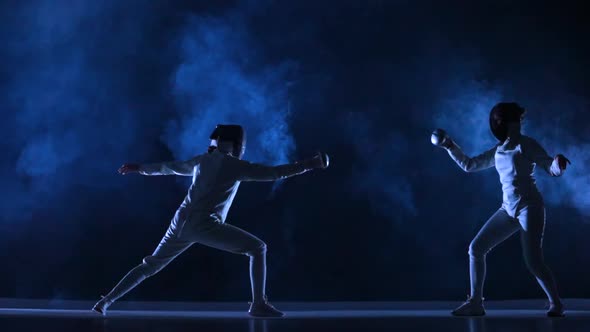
[234,152,328,182]
[237,162,307,182]
[523,137,570,177]
[130,155,202,176]
[446,142,498,173]
[432,129,496,172]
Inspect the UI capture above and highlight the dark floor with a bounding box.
[1,299,590,332]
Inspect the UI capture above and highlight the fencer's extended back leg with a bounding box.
[189,223,267,302]
[102,233,192,304]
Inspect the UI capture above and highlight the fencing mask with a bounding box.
[489,102,526,142]
[209,124,246,159]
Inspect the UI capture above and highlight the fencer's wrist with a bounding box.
[300,158,318,170]
[300,159,314,170]
[442,139,455,150]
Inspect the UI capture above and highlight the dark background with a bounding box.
[1,0,589,302]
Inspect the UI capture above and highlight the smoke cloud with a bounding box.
[165,13,296,165]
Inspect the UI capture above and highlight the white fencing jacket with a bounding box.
[447,123,563,217]
[139,150,308,230]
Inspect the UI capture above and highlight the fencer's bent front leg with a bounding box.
[468,209,519,300]
[248,242,267,303]
[189,223,268,302]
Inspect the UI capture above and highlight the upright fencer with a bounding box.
[431,102,570,317]
[93,124,329,317]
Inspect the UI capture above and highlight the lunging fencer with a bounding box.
[92,124,329,317]
[431,102,570,317]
